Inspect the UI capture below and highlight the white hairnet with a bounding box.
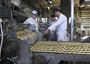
[32,10,37,14]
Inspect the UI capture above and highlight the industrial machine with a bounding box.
[0,1,41,64]
[30,41,90,64]
[0,0,22,63]
[0,0,90,64]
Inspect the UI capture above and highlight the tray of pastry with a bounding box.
[30,41,90,54]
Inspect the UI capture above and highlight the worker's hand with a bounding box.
[50,30,55,34]
[44,29,50,34]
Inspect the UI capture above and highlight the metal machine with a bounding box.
[0,1,41,64]
[30,41,90,64]
[0,5,12,60]
[0,0,21,63]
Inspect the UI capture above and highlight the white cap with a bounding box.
[32,10,37,14]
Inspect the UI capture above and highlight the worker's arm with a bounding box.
[44,29,50,34]
[23,18,30,24]
[23,21,28,24]
[48,14,67,31]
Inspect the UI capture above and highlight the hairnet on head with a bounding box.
[53,8,61,13]
[32,10,37,14]
[51,14,55,17]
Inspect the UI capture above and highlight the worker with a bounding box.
[49,14,57,26]
[49,14,57,41]
[23,10,38,31]
[43,14,57,41]
[23,10,43,40]
[81,31,86,37]
[44,8,67,41]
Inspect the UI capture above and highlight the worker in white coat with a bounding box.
[49,14,57,41]
[23,10,43,40]
[23,10,38,31]
[49,14,57,26]
[45,8,67,41]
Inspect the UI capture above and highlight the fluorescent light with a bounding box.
[85,0,90,1]
[81,5,84,7]
[50,1,52,4]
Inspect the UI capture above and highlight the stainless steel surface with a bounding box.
[17,40,31,64]
[70,0,74,41]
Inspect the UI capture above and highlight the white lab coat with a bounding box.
[23,17,38,31]
[50,21,56,26]
[48,13,67,41]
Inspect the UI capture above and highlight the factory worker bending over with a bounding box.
[45,8,68,41]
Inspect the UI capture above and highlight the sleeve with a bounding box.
[48,15,66,31]
[23,18,29,24]
[23,21,27,24]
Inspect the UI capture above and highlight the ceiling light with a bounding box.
[47,7,50,9]
[50,1,52,4]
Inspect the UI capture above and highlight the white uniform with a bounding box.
[23,17,38,31]
[50,21,56,25]
[48,13,67,41]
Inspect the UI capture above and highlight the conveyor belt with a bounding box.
[16,31,37,41]
[30,41,90,54]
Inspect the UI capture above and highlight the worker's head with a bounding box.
[51,14,56,21]
[32,10,38,19]
[53,8,61,17]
